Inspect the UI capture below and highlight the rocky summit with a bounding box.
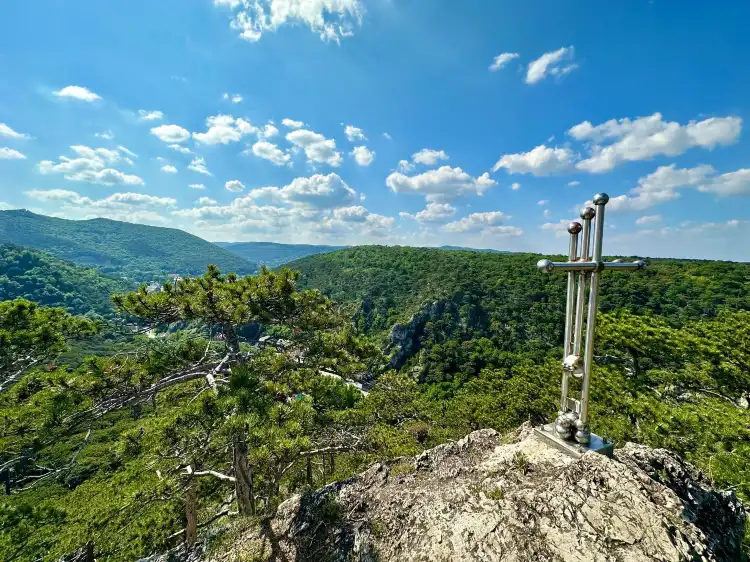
[197,425,745,562]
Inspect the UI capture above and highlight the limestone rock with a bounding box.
[216,425,746,561]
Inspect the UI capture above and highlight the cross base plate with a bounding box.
[534,424,614,458]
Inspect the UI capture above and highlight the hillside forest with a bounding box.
[1,239,749,560]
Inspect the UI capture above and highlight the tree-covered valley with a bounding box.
[1,240,749,560]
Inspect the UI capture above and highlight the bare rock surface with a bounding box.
[208,425,745,561]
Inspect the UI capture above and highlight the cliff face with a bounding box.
[210,426,746,562]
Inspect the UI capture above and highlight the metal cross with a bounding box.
[534,193,646,456]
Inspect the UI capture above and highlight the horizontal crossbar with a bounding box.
[537,259,647,273]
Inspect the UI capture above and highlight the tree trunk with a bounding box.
[306,457,312,487]
[185,467,197,546]
[224,323,240,356]
[329,454,335,476]
[232,430,255,516]
[628,347,641,380]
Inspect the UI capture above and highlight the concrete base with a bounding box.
[534,424,614,459]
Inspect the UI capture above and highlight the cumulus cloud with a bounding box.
[444,211,522,237]
[193,115,256,145]
[189,184,207,190]
[248,173,356,209]
[282,118,305,129]
[226,180,246,193]
[95,130,115,140]
[525,46,577,84]
[0,123,30,140]
[323,206,394,237]
[286,129,342,166]
[138,110,164,122]
[489,52,520,71]
[698,169,750,196]
[405,202,456,223]
[54,86,101,102]
[492,144,576,176]
[397,160,413,173]
[161,164,178,174]
[24,189,175,224]
[169,144,193,154]
[197,197,218,205]
[151,124,191,144]
[257,124,279,140]
[412,149,449,166]
[248,141,291,166]
[344,125,366,142]
[188,157,212,176]
[215,0,364,43]
[571,113,742,173]
[386,166,496,202]
[351,146,375,166]
[0,148,26,160]
[511,182,521,191]
[38,145,143,186]
[540,219,577,237]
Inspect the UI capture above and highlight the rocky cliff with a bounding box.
[200,425,746,561]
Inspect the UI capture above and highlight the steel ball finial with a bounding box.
[580,207,595,220]
[567,221,582,234]
[592,193,610,205]
[537,259,554,273]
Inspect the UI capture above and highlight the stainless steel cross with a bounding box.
[534,193,646,456]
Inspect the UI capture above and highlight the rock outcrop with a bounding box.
[386,300,451,369]
[212,425,746,561]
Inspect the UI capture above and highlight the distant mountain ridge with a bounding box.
[216,240,347,268]
[0,210,256,283]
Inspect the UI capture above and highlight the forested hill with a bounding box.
[217,240,347,268]
[289,246,750,378]
[0,210,256,283]
[0,244,131,317]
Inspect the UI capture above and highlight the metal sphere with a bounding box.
[574,418,587,430]
[592,192,610,205]
[575,429,591,445]
[580,206,595,220]
[564,412,578,425]
[536,259,554,273]
[567,221,582,234]
[612,259,623,263]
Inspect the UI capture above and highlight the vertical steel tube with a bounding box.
[577,194,609,443]
[560,222,581,411]
[572,208,594,356]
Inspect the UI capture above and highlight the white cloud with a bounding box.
[324,206,394,237]
[189,184,207,190]
[526,46,577,84]
[282,118,305,129]
[386,166,496,202]
[571,113,742,173]
[541,219,576,237]
[193,115,256,145]
[698,169,750,196]
[216,0,364,43]
[54,86,101,102]
[543,209,551,218]
[568,180,580,186]
[286,129,342,166]
[444,211,521,237]
[511,182,521,191]
[351,145,375,166]
[492,144,575,176]
[0,202,14,210]
[411,202,456,223]
[118,146,138,159]
[38,145,143,186]
[24,189,175,224]
[95,130,115,140]
[161,164,178,174]
[383,132,392,141]
[231,94,243,104]
[344,125,366,142]
[397,159,413,173]
[138,110,164,122]
[248,173,356,209]
[0,148,26,160]
[412,148,449,166]
[188,157,212,176]
[226,180,246,193]
[258,124,279,140]
[636,215,661,226]
[248,141,291,166]
[198,197,218,205]
[489,52,520,71]
[169,144,193,154]
[151,124,191,144]
[537,199,548,206]
[0,123,30,140]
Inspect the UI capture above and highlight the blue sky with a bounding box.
[1,0,749,260]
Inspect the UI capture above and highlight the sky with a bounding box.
[1,1,749,260]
